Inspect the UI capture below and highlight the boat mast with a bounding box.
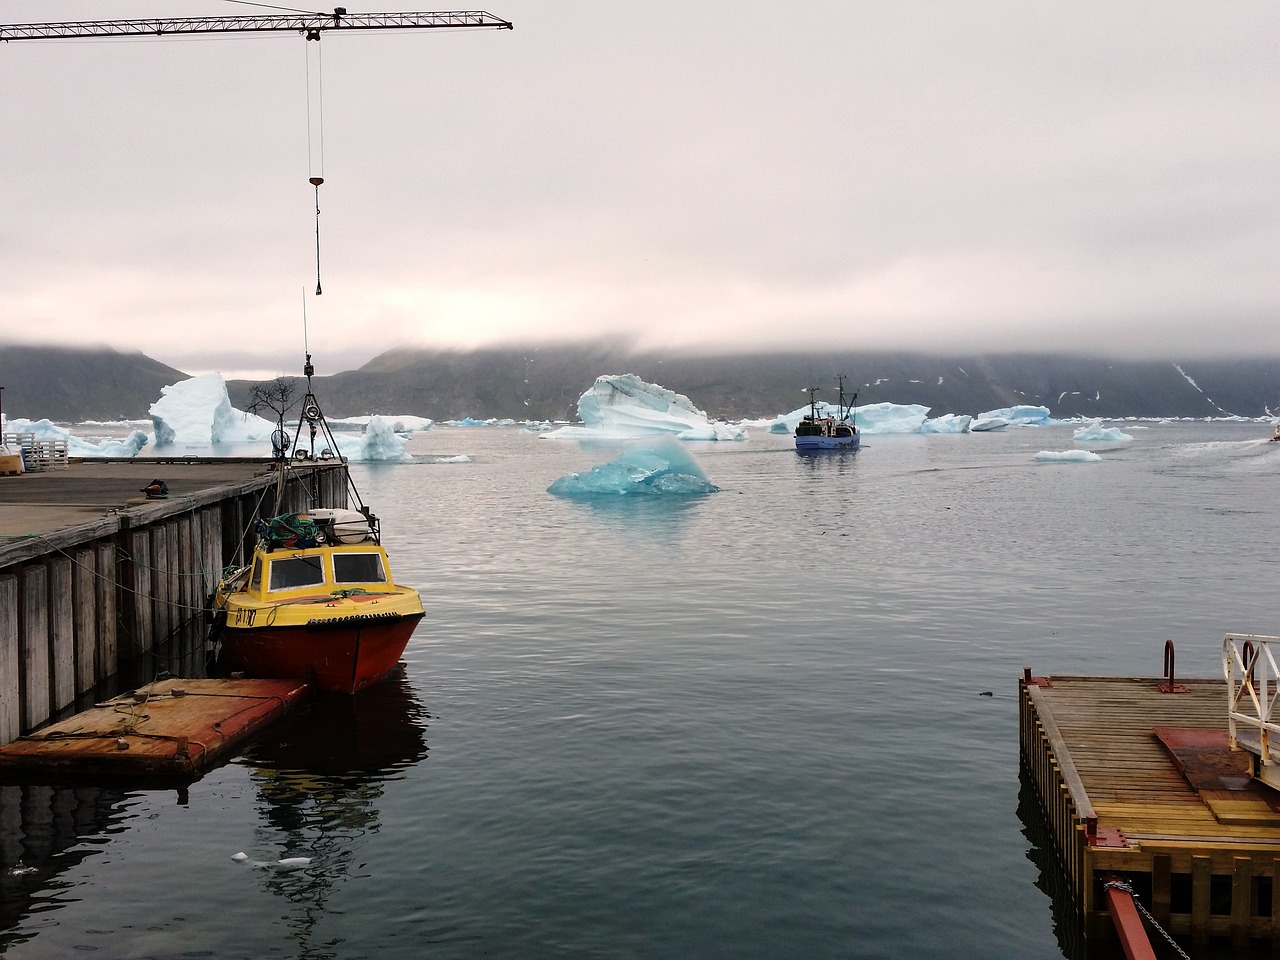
[835,374,858,426]
[802,386,821,422]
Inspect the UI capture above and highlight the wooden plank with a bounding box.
[72,547,97,694]
[1272,856,1280,950]
[1152,853,1172,925]
[1191,853,1212,944]
[19,565,50,732]
[0,677,310,783]
[47,556,75,713]
[95,541,118,679]
[0,575,18,744]
[1231,857,1252,949]
[1026,682,1096,822]
[150,525,171,647]
[124,531,152,657]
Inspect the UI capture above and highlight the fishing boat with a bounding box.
[207,355,424,694]
[795,375,860,452]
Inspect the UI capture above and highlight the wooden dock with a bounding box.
[0,677,310,784]
[1020,670,1280,951]
[0,459,348,745]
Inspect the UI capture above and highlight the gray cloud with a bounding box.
[2,0,1276,376]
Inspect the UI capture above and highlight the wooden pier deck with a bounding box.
[0,458,348,745]
[1020,671,1280,951]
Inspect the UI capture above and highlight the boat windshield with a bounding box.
[268,555,326,591]
[333,552,388,584]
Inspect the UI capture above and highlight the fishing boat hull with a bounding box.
[795,433,860,452]
[217,611,423,694]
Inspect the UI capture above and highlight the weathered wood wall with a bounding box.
[0,462,346,744]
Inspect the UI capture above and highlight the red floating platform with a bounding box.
[0,677,310,784]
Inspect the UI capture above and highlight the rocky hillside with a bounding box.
[0,344,187,422]
[5,341,1280,422]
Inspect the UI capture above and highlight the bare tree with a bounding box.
[247,378,299,459]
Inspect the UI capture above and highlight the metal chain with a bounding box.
[1103,879,1193,960]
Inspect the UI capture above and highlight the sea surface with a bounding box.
[3,420,1279,959]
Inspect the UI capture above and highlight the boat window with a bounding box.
[268,555,327,591]
[333,552,387,584]
[249,558,263,591]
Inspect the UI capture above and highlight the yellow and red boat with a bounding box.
[208,354,423,693]
[211,509,424,693]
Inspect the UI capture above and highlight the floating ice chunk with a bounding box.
[327,414,433,433]
[548,436,720,497]
[1035,450,1102,462]
[231,852,249,861]
[969,416,1009,431]
[149,374,274,446]
[922,414,972,434]
[346,416,413,462]
[976,405,1054,426]
[4,418,151,458]
[434,455,473,463]
[1073,420,1133,442]
[542,374,746,441]
[277,857,312,869]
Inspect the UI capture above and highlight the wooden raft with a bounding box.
[1021,673,1280,951]
[0,678,310,783]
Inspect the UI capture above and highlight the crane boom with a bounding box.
[0,9,512,42]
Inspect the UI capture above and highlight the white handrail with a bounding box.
[1223,634,1280,765]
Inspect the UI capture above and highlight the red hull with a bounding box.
[218,614,423,694]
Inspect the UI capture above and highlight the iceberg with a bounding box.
[969,415,1009,432]
[1034,449,1103,463]
[328,414,433,434]
[4,417,150,457]
[548,436,720,497]
[149,374,274,446]
[768,400,930,435]
[346,416,413,462]
[921,413,972,434]
[1074,420,1134,442]
[975,405,1054,426]
[541,374,746,441]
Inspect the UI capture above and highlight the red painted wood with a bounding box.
[0,677,309,783]
[1104,883,1158,960]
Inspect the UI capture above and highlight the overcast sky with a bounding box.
[1,1,1277,378]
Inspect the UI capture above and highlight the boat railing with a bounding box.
[1224,634,1280,778]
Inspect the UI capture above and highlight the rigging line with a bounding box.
[218,0,323,13]
[304,36,325,294]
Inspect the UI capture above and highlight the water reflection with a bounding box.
[1017,767,1087,960]
[0,785,137,953]
[234,673,428,958]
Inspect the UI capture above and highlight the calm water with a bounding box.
[3,421,1279,959]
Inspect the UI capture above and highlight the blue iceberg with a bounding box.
[548,436,720,497]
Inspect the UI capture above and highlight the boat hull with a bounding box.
[217,613,423,694]
[795,434,861,452]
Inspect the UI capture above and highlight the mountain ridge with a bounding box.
[3,342,1280,423]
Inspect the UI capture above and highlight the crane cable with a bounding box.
[304,33,325,294]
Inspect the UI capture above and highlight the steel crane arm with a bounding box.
[0,10,512,42]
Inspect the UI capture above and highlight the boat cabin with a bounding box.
[250,545,392,595]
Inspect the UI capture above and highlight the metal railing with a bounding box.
[1224,634,1280,772]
